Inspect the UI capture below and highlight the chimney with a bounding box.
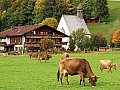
[77,4,83,19]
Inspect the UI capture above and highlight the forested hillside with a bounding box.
[0,0,109,31]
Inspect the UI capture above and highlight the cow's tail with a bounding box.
[57,69,60,82]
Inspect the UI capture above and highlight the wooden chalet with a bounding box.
[0,24,68,52]
[85,16,99,23]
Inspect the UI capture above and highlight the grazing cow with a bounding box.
[100,60,117,73]
[29,52,38,59]
[38,53,52,63]
[57,58,100,87]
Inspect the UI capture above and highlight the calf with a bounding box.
[100,60,117,73]
[57,58,100,87]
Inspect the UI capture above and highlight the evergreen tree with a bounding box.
[96,0,109,21]
[81,0,94,19]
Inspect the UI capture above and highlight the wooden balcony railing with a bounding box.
[26,35,64,39]
[25,42,68,47]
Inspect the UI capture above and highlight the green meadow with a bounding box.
[0,51,120,90]
[88,1,120,40]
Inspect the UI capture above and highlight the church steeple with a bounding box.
[77,4,83,19]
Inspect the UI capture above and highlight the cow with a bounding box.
[60,53,69,62]
[100,60,117,73]
[28,52,38,59]
[57,58,100,87]
[63,53,69,58]
[38,53,52,63]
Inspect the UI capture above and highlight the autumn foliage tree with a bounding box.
[112,29,120,47]
[40,39,54,51]
[41,18,58,29]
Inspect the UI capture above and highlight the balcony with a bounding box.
[25,42,68,47]
[25,42,41,47]
[26,34,64,39]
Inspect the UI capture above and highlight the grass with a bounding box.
[88,1,120,40]
[108,1,120,9]
[0,51,120,90]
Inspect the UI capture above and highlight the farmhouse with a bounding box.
[57,5,91,49]
[0,24,68,52]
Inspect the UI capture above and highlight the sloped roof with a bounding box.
[63,15,90,35]
[0,24,68,37]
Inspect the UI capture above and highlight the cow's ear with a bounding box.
[97,76,100,79]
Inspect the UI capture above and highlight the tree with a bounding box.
[40,39,54,51]
[71,28,90,51]
[90,34,100,51]
[112,29,120,47]
[97,32,107,47]
[81,0,94,19]
[78,36,90,51]
[33,5,46,24]
[1,8,15,30]
[68,36,75,51]
[90,33,107,51]
[1,0,35,31]
[96,0,109,21]
[11,0,23,9]
[41,18,58,29]
[33,0,67,24]
[0,0,14,11]
[71,29,85,46]
[34,0,45,12]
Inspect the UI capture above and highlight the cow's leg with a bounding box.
[108,67,112,73]
[29,55,31,59]
[64,73,69,85]
[83,78,85,86]
[60,72,63,85]
[38,58,41,63]
[79,72,84,85]
[100,67,103,73]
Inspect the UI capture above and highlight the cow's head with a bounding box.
[112,63,117,70]
[89,76,100,87]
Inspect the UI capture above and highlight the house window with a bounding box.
[41,32,43,35]
[48,32,53,36]
[55,39,61,42]
[33,31,36,34]
[14,39,20,43]
[29,39,37,42]
[30,31,36,34]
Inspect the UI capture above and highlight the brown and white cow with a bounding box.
[57,58,100,87]
[100,60,117,73]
